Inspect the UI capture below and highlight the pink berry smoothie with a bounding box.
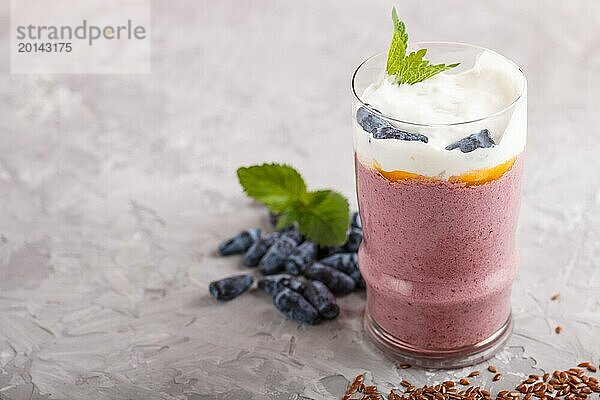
[356,157,523,351]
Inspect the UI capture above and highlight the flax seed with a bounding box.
[570,376,582,385]
[533,383,544,392]
[569,368,584,375]
[343,373,365,400]
[560,372,569,382]
[389,391,402,400]
[365,385,378,393]
[493,373,503,382]
[543,373,550,382]
[555,326,563,334]
[468,371,480,378]
[488,365,498,373]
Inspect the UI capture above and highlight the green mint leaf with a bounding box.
[386,7,408,75]
[395,49,458,84]
[295,190,350,246]
[237,164,351,246]
[386,9,459,84]
[275,205,301,230]
[237,163,307,212]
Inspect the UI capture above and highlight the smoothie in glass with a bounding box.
[352,38,526,367]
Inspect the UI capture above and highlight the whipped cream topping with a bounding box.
[353,50,527,178]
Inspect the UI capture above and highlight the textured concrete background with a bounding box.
[0,1,599,399]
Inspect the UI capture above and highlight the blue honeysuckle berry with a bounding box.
[351,269,365,289]
[244,232,280,267]
[218,228,260,256]
[356,105,390,134]
[277,276,305,293]
[372,126,428,143]
[350,211,361,230]
[284,241,317,276]
[259,235,299,275]
[445,129,495,153]
[273,287,320,325]
[344,227,363,253]
[319,252,357,275]
[303,262,356,295]
[279,225,303,243]
[209,274,254,301]
[257,274,288,296]
[303,280,339,320]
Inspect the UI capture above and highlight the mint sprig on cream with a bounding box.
[386,7,459,85]
[237,164,350,246]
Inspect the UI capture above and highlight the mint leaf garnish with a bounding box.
[237,164,350,246]
[386,7,408,75]
[386,7,459,84]
[237,164,306,212]
[275,206,301,230]
[296,190,350,246]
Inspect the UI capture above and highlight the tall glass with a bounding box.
[352,42,527,368]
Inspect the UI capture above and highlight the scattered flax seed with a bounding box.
[550,293,560,301]
[342,373,365,400]
[344,364,599,400]
[542,373,550,382]
[555,325,563,334]
[364,385,379,394]
[469,371,481,378]
[578,362,598,373]
[389,389,402,400]
[488,366,498,373]
[399,363,412,369]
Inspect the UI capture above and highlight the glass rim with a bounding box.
[351,41,527,128]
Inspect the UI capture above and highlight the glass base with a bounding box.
[363,311,513,369]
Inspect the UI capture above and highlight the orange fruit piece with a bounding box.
[374,157,516,186]
[374,162,432,182]
[449,157,516,186]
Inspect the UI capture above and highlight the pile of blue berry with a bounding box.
[208,212,364,324]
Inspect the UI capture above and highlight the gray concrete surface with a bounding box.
[0,1,598,399]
